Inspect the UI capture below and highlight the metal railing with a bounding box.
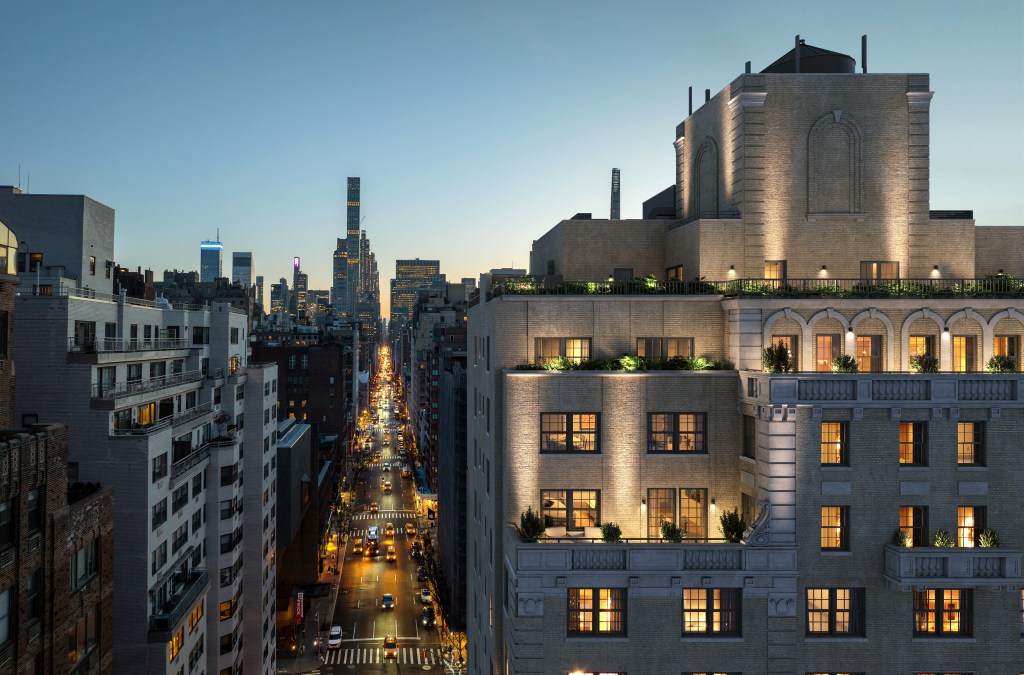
[69,337,189,353]
[172,401,214,427]
[148,569,209,639]
[92,369,204,399]
[490,277,1024,300]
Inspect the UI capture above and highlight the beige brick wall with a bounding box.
[975,225,1024,276]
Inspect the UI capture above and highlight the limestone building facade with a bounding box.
[468,40,1024,675]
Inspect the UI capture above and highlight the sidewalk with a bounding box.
[276,525,349,674]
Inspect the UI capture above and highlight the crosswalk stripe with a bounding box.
[327,647,440,665]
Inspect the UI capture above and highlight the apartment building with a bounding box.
[8,193,278,675]
[467,40,1024,675]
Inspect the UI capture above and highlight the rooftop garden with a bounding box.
[515,354,729,371]
[491,274,1024,300]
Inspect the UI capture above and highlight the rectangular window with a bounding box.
[957,422,985,466]
[540,413,599,453]
[636,337,694,360]
[0,588,9,646]
[909,334,936,358]
[899,506,929,547]
[679,488,708,540]
[860,260,899,281]
[152,498,167,530]
[192,326,210,345]
[742,414,756,459]
[230,327,239,344]
[27,488,42,531]
[152,453,168,482]
[682,588,741,636]
[666,264,684,281]
[806,588,865,636]
[854,335,882,372]
[647,488,675,539]
[993,335,1020,370]
[815,334,842,372]
[899,422,927,465]
[541,490,599,529]
[89,255,96,275]
[648,413,706,453]
[820,506,848,551]
[534,337,591,365]
[951,335,977,373]
[28,252,43,273]
[914,589,972,636]
[764,260,787,283]
[0,500,12,548]
[70,539,98,589]
[957,506,986,548]
[567,588,626,636]
[26,569,42,620]
[820,422,848,465]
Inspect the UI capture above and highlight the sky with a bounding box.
[2,1,1022,319]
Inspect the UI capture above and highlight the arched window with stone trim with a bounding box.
[694,137,719,219]
[807,110,863,215]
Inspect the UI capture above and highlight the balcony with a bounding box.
[147,569,209,642]
[488,276,1024,300]
[68,336,190,356]
[882,544,1022,590]
[744,372,1022,406]
[172,401,215,430]
[170,444,211,486]
[92,369,205,401]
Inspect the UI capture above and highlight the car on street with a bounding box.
[383,481,392,494]
[351,538,363,554]
[382,463,390,471]
[369,502,379,512]
[401,467,412,478]
[328,625,343,649]
[416,565,428,581]
[411,543,422,558]
[381,593,395,610]
[385,523,396,537]
[383,634,398,659]
[420,588,432,604]
[386,545,396,561]
[404,522,416,536]
[421,607,436,628]
[364,542,379,558]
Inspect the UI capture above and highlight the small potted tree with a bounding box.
[660,521,684,543]
[986,354,1017,373]
[600,522,623,543]
[909,354,939,374]
[978,529,1000,548]
[932,528,955,548]
[719,508,747,543]
[892,528,912,547]
[762,342,793,373]
[514,506,546,543]
[831,355,859,373]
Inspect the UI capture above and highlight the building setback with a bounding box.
[466,40,1024,675]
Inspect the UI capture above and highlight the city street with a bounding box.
[320,352,451,674]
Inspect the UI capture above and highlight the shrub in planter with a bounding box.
[986,354,1017,373]
[719,508,747,543]
[892,528,912,547]
[600,522,623,543]
[660,521,684,543]
[619,355,649,371]
[514,506,546,543]
[909,354,940,374]
[763,342,793,373]
[831,355,859,373]
[978,528,1000,548]
[932,528,955,548]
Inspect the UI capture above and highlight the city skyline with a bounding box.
[1,2,1021,319]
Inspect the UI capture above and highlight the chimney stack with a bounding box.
[861,34,867,73]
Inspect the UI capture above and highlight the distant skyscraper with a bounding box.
[232,251,254,288]
[291,257,308,319]
[610,167,621,220]
[255,275,264,307]
[200,240,223,282]
[390,259,444,327]
[332,237,346,314]
[270,278,288,316]
[345,177,361,315]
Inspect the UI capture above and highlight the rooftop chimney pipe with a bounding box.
[745,61,751,74]
[861,34,867,73]
[688,86,692,115]
[705,88,710,103]
[795,34,801,73]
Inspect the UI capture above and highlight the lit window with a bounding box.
[541,490,599,529]
[914,589,972,637]
[567,588,626,636]
[951,336,977,373]
[820,422,848,465]
[679,488,708,540]
[168,626,184,661]
[957,422,985,466]
[540,413,599,453]
[764,260,787,282]
[773,335,799,368]
[815,334,842,372]
[636,337,694,360]
[820,506,848,551]
[909,335,935,358]
[854,335,881,372]
[806,588,865,636]
[993,335,1019,370]
[534,337,591,365]
[648,413,707,453]
[899,422,927,465]
[899,506,928,547]
[957,506,985,548]
[682,588,741,636]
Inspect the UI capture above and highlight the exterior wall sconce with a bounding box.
[943,326,950,336]
[641,498,646,508]
[710,498,716,511]
[821,265,827,270]
[933,265,939,270]
[846,329,854,339]
[729,265,735,270]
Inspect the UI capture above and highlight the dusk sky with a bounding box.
[2,1,1021,317]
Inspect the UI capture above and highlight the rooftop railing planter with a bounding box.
[933,528,956,548]
[763,342,793,374]
[660,522,685,543]
[720,508,747,544]
[514,506,545,543]
[986,355,1017,373]
[600,522,622,543]
[514,356,729,372]
[830,355,859,373]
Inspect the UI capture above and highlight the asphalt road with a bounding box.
[321,388,446,673]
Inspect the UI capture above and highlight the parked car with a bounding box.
[419,588,432,604]
[421,607,436,628]
[410,543,422,559]
[383,634,398,659]
[381,593,395,610]
[417,565,428,582]
[328,625,343,649]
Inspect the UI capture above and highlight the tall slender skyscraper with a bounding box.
[610,167,621,220]
[345,177,361,316]
[200,239,223,282]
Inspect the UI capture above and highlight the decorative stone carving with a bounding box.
[745,500,771,547]
[767,592,796,617]
[517,594,545,617]
[682,548,742,571]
